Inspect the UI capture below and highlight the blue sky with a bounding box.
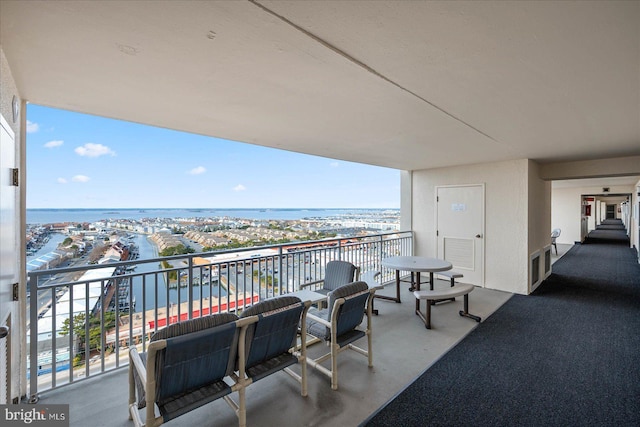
[26,104,400,209]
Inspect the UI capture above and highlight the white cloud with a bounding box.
[26,121,39,133]
[329,162,340,168]
[74,143,116,157]
[72,175,90,183]
[57,177,68,184]
[44,140,64,148]
[188,166,206,175]
[233,184,247,191]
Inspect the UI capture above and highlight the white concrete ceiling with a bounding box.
[1,1,639,172]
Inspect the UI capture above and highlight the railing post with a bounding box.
[378,234,383,271]
[28,273,39,402]
[278,246,284,294]
[68,285,75,384]
[410,230,415,256]
[187,255,193,320]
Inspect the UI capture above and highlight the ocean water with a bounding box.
[27,208,397,224]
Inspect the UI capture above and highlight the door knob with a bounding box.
[475,234,482,238]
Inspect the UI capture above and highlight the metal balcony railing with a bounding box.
[27,231,412,400]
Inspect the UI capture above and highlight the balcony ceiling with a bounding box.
[1,1,639,172]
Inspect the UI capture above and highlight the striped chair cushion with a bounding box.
[239,296,304,380]
[239,296,301,319]
[322,261,357,292]
[156,321,240,421]
[135,312,239,409]
[307,281,369,340]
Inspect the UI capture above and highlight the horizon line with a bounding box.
[27,207,399,210]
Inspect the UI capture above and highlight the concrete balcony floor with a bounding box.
[38,279,512,427]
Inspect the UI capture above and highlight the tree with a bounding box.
[161,260,178,281]
[159,244,195,257]
[60,311,117,360]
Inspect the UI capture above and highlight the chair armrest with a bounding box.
[129,347,147,388]
[299,279,324,290]
[236,316,258,383]
[306,311,332,328]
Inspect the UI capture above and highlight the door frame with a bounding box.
[0,112,18,403]
[435,183,486,288]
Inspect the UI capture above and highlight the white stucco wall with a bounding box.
[412,159,532,295]
[551,187,581,245]
[528,160,552,291]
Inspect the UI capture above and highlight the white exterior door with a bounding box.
[436,185,485,287]
[0,113,18,403]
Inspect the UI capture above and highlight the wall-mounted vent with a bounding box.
[531,256,540,285]
[544,246,552,277]
[443,237,474,269]
[530,250,542,292]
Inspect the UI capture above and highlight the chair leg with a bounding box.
[301,354,308,398]
[128,364,135,420]
[331,343,339,390]
[367,322,373,368]
[237,387,247,427]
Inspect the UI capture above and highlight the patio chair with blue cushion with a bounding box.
[314,260,359,296]
[303,260,359,310]
[128,312,253,427]
[236,296,311,397]
[305,281,376,390]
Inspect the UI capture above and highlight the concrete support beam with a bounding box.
[540,156,640,181]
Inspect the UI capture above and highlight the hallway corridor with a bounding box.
[585,218,631,245]
[365,218,640,426]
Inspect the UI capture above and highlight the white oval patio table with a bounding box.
[380,256,452,303]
